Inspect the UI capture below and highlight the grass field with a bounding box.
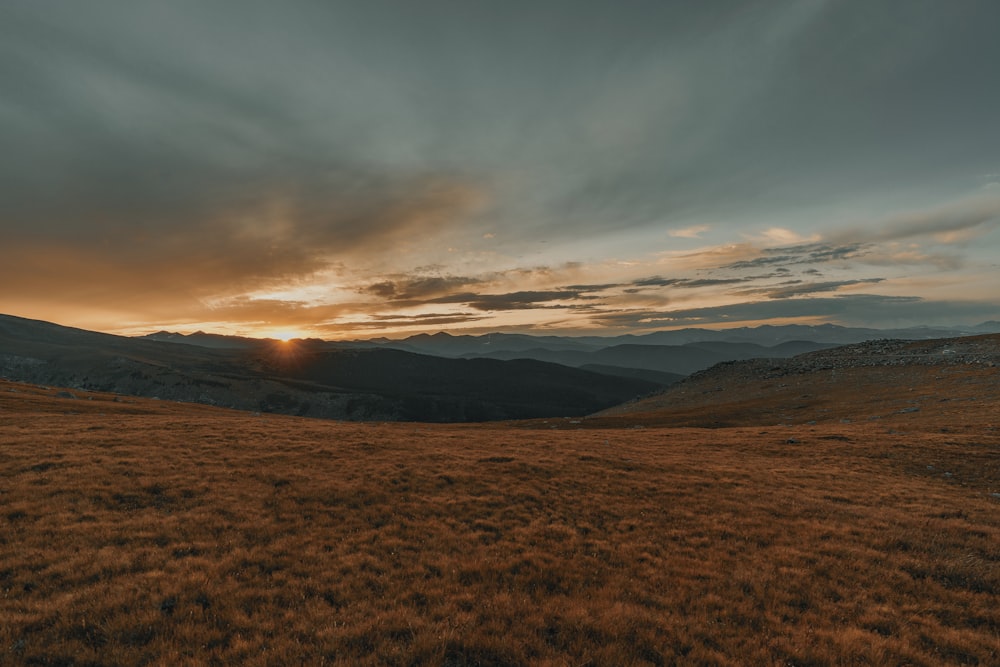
[1,380,998,665]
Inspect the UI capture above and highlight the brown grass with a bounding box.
[1,380,998,665]
[591,364,1000,430]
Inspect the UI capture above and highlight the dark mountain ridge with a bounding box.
[143,323,1000,379]
[0,314,655,422]
[341,322,999,356]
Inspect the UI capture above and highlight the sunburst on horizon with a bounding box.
[268,330,302,343]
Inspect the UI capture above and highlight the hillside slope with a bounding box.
[591,334,1000,428]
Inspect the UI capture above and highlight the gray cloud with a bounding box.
[830,194,1000,244]
[421,290,598,312]
[7,1,998,250]
[563,283,623,293]
[722,244,868,271]
[721,256,795,270]
[362,275,488,301]
[589,295,1000,330]
[633,276,754,289]
[741,278,886,299]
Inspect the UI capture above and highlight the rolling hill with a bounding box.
[149,323,1000,378]
[590,333,1000,428]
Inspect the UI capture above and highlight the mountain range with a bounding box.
[148,321,1000,355]
[146,321,1000,379]
[0,314,655,422]
[4,313,999,422]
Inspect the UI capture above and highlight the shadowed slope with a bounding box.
[592,334,1000,429]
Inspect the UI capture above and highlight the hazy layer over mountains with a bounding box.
[146,321,1000,380]
[3,313,998,422]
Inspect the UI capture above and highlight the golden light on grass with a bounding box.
[1,380,997,665]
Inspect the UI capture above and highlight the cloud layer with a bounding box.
[2,1,999,336]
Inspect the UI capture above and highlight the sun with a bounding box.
[268,330,301,342]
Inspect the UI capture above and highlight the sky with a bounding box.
[3,0,999,340]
